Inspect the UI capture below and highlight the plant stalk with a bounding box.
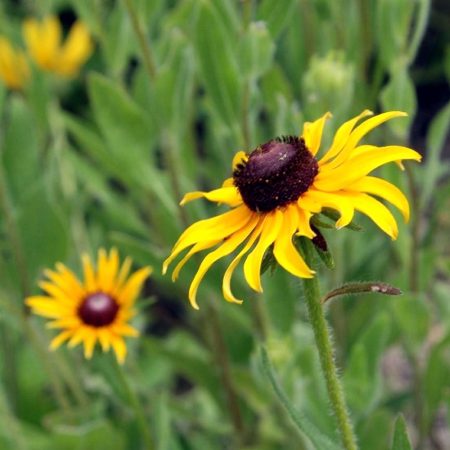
[121,0,157,80]
[112,357,156,450]
[301,239,358,450]
[205,302,245,444]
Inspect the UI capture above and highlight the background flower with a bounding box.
[23,15,92,78]
[26,248,152,363]
[0,37,29,89]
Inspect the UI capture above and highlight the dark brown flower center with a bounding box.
[233,136,318,212]
[78,292,119,327]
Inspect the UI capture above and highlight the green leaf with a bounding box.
[194,0,241,133]
[390,415,412,450]
[16,184,69,282]
[390,293,430,349]
[1,96,40,203]
[344,313,391,414]
[260,346,341,450]
[380,69,417,139]
[240,22,275,80]
[421,101,450,205]
[88,73,155,160]
[256,0,298,38]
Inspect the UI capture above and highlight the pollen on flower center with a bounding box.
[233,136,319,212]
[78,292,119,327]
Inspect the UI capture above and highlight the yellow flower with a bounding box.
[23,15,92,78]
[0,37,30,90]
[26,249,152,364]
[164,111,422,309]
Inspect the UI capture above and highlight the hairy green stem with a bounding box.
[301,240,358,450]
[112,357,156,450]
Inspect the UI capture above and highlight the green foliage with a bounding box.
[0,0,448,449]
[390,415,413,450]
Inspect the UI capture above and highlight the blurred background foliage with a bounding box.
[0,0,449,449]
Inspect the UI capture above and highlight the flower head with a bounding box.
[164,111,422,309]
[23,15,92,78]
[26,248,152,363]
[0,37,30,90]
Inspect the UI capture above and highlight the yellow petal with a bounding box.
[319,110,373,165]
[97,328,111,351]
[0,38,29,89]
[46,317,81,329]
[323,111,408,170]
[97,248,120,293]
[38,281,75,306]
[83,331,97,359]
[222,177,235,188]
[68,327,90,348]
[25,295,74,319]
[301,112,332,155]
[114,256,133,294]
[344,192,399,239]
[171,239,222,281]
[315,145,422,190]
[347,176,410,222]
[82,253,97,292]
[232,151,248,169]
[45,265,84,300]
[295,207,316,238]
[57,22,92,77]
[117,266,152,306]
[180,186,242,207]
[222,220,264,304]
[300,189,355,228]
[188,215,259,309]
[111,336,127,364]
[273,205,314,278]
[243,210,283,293]
[163,205,254,273]
[50,330,74,350]
[112,323,139,337]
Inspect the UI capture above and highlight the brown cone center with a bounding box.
[233,136,318,212]
[78,292,119,327]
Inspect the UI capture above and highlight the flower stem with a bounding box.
[111,357,156,450]
[301,239,358,450]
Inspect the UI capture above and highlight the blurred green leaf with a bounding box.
[2,96,40,202]
[421,101,450,205]
[380,69,417,138]
[390,415,412,450]
[256,0,298,38]
[194,0,241,135]
[88,72,155,161]
[344,312,390,414]
[240,22,275,80]
[390,294,430,349]
[16,184,69,281]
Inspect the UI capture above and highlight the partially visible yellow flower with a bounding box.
[23,15,92,78]
[0,37,30,90]
[26,248,152,364]
[164,111,422,309]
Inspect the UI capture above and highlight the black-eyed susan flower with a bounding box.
[26,249,152,363]
[164,111,422,309]
[23,15,92,78]
[0,37,30,90]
